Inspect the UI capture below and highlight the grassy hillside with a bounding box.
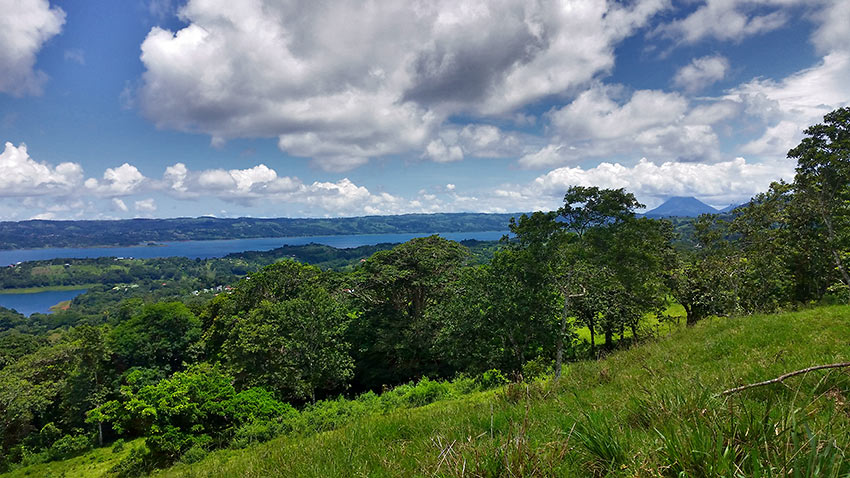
[7,305,849,477]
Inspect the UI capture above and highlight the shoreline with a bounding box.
[0,284,95,295]
[0,230,508,252]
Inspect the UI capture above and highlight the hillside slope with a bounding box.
[6,306,849,477]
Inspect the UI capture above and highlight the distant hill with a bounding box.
[643,196,720,218]
[719,202,746,213]
[0,213,517,250]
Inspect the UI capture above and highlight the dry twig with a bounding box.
[718,362,850,396]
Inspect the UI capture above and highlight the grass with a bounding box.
[7,305,849,477]
[0,439,143,478]
[0,284,97,294]
[574,301,687,344]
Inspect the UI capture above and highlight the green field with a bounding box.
[7,305,848,477]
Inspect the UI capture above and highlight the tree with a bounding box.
[350,236,469,388]
[669,214,741,325]
[790,107,850,287]
[434,249,562,375]
[730,181,797,312]
[221,289,354,402]
[108,302,201,373]
[89,364,292,471]
[555,187,644,365]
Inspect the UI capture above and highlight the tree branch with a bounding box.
[718,362,850,396]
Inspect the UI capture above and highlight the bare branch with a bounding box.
[718,362,850,396]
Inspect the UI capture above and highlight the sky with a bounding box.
[0,0,848,221]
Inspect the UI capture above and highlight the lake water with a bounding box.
[0,231,508,265]
[0,289,87,316]
[0,231,508,316]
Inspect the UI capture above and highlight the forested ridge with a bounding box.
[0,213,517,250]
[1,109,849,476]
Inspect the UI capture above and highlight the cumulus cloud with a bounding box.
[0,142,83,196]
[673,55,729,92]
[657,0,796,44]
[134,198,157,213]
[85,163,146,196]
[136,0,668,169]
[523,86,722,167]
[423,139,464,163]
[0,0,65,96]
[163,163,299,199]
[512,156,795,211]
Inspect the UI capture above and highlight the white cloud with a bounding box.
[729,51,850,156]
[134,198,157,213]
[657,0,798,44]
[673,55,729,92]
[0,142,83,196]
[111,198,128,212]
[136,0,668,169]
[528,156,795,209]
[524,86,721,167]
[163,163,300,199]
[0,0,65,96]
[810,0,850,54]
[85,163,146,196]
[423,139,464,163]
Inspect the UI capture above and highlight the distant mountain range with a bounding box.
[643,196,743,218]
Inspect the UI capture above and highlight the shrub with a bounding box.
[48,433,91,460]
[111,438,125,453]
[476,369,509,390]
[180,444,208,464]
[522,356,552,381]
[403,377,452,407]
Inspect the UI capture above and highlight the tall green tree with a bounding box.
[221,289,353,402]
[350,236,469,388]
[108,302,201,373]
[790,107,850,287]
[435,248,561,374]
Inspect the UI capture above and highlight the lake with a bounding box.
[0,231,508,315]
[0,230,508,265]
[0,289,87,316]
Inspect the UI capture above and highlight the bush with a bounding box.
[112,438,126,453]
[180,444,208,464]
[403,377,452,407]
[476,369,509,390]
[822,283,850,304]
[110,445,154,478]
[48,433,91,460]
[522,356,552,381]
[231,420,288,449]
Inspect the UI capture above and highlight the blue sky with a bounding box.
[0,0,848,220]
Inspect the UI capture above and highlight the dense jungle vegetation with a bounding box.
[1,108,849,476]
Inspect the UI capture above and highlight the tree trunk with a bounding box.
[589,323,596,356]
[604,328,613,349]
[684,303,697,326]
[554,295,569,380]
[98,421,103,447]
[821,208,850,287]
